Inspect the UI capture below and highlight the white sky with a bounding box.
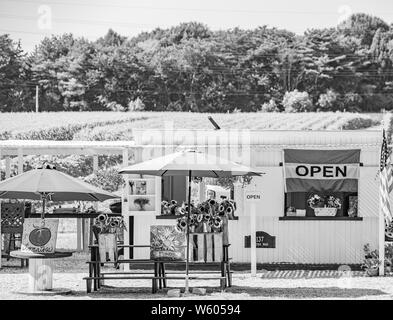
[1,0,393,52]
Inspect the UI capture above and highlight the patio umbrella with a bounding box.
[119,149,263,293]
[0,165,119,218]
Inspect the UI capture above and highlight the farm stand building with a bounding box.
[0,130,383,266]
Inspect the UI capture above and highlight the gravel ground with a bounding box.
[1,254,393,300]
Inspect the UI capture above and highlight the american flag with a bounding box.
[380,129,393,226]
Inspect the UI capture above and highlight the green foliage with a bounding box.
[260,99,280,112]
[83,166,124,192]
[3,13,393,113]
[339,116,375,130]
[318,90,341,111]
[282,90,314,112]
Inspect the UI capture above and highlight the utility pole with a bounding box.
[35,85,39,113]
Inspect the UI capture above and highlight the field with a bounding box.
[0,112,382,141]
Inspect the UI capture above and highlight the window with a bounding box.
[161,176,187,204]
[284,192,358,218]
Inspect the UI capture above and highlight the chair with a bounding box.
[1,202,28,267]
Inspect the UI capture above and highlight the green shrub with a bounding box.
[339,116,376,130]
[82,166,124,192]
[283,90,314,112]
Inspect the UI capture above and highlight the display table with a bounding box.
[10,250,73,294]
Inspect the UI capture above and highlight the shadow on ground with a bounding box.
[225,286,386,299]
[62,285,387,300]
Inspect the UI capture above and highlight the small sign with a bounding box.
[21,218,59,254]
[245,191,263,203]
[245,231,276,248]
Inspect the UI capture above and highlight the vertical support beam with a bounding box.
[85,155,99,251]
[122,148,130,270]
[0,148,2,269]
[17,148,23,175]
[155,176,161,215]
[250,204,257,277]
[76,219,82,252]
[5,156,11,179]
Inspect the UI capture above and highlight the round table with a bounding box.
[10,250,73,294]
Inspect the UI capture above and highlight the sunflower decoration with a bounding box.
[218,199,237,219]
[213,216,223,231]
[176,216,188,232]
[161,201,171,215]
[150,226,186,261]
[169,200,179,215]
[175,206,187,216]
[94,214,126,234]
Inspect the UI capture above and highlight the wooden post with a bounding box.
[0,148,2,269]
[17,148,23,175]
[250,206,257,277]
[76,219,82,252]
[85,154,99,251]
[5,156,11,179]
[122,148,130,271]
[28,259,53,291]
[245,190,262,277]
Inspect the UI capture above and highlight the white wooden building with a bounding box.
[126,129,382,265]
[0,130,383,266]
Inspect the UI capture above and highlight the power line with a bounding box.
[0,13,156,29]
[5,0,389,15]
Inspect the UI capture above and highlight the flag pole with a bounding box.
[379,185,385,276]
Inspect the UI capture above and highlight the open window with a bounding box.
[285,191,358,218]
[281,148,361,220]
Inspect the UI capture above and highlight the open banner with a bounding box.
[283,149,361,192]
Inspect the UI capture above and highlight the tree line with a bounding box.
[1,13,393,113]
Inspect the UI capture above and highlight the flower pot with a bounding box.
[366,267,379,277]
[314,207,337,217]
[98,233,118,263]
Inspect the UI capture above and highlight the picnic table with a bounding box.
[10,250,73,294]
[84,241,232,293]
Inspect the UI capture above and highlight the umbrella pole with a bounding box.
[185,170,191,294]
[41,193,46,219]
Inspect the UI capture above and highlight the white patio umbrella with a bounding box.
[119,149,263,293]
[0,165,119,218]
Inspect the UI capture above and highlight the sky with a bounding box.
[1,0,393,52]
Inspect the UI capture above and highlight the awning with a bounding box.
[283,149,361,192]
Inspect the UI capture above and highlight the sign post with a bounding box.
[245,191,262,277]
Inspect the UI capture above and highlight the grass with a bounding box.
[1,254,392,300]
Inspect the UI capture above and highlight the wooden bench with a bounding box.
[85,244,167,293]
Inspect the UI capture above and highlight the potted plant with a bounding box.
[286,206,296,217]
[362,244,381,276]
[308,194,340,216]
[134,197,150,211]
[94,214,126,262]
